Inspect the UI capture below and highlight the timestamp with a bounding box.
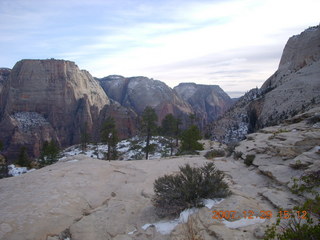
[211,210,308,220]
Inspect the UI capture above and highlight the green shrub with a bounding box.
[204,149,225,159]
[152,162,231,217]
[244,154,255,166]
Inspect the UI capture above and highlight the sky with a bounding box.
[0,0,319,97]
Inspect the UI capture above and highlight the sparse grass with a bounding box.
[244,154,255,166]
[204,149,225,159]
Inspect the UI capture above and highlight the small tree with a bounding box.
[101,117,119,161]
[16,146,32,168]
[179,125,203,154]
[80,122,91,151]
[141,106,158,159]
[161,114,177,156]
[39,140,60,167]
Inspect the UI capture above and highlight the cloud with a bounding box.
[0,0,320,96]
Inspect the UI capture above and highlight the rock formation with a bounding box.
[209,25,320,142]
[174,83,232,130]
[99,75,194,124]
[0,59,111,161]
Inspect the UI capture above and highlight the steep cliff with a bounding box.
[208,25,320,142]
[0,59,111,161]
[174,83,232,130]
[99,75,194,123]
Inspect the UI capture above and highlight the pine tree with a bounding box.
[141,106,158,159]
[80,122,91,151]
[101,117,119,161]
[179,125,203,154]
[161,114,177,156]
[16,146,32,168]
[39,140,60,167]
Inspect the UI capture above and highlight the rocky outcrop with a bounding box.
[209,25,320,142]
[99,75,194,124]
[0,59,111,161]
[174,83,232,130]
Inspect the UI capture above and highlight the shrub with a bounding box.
[204,149,225,159]
[152,162,231,217]
[233,151,243,160]
[307,114,320,125]
[225,142,239,157]
[244,154,255,166]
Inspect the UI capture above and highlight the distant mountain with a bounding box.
[174,83,232,130]
[99,75,194,125]
[208,25,320,142]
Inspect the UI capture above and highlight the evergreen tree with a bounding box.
[179,125,203,154]
[175,117,182,146]
[141,106,158,159]
[80,122,91,151]
[161,114,177,156]
[0,141,8,178]
[101,117,119,161]
[16,146,32,168]
[39,140,60,167]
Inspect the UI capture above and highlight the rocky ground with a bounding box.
[0,108,319,240]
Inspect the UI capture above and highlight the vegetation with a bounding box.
[152,162,231,217]
[160,113,178,156]
[233,151,243,160]
[244,154,255,166]
[38,140,60,167]
[225,142,239,157]
[101,117,119,160]
[264,170,320,240]
[179,125,203,154]
[204,149,225,159]
[80,122,91,151]
[141,106,158,159]
[16,146,32,168]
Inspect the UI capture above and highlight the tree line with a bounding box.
[0,106,203,177]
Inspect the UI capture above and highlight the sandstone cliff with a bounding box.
[209,25,320,142]
[99,75,194,123]
[0,59,111,161]
[174,83,232,130]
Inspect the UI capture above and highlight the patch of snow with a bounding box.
[8,164,32,176]
[142,203,220,235]
[141,223,152,230]
[203,198,224,209]
[223,216,265,229]
[128,229,137,235]
[60,136,172,161]
[11,112,49,132]
[67,159,79,163]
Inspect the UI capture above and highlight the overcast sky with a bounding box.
[0,0,319,97]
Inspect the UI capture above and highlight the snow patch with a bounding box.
[203,198,224,209]
[11,112,49,132]
[142,208,198,235]
[8,164,34,177]
[223,216,265,229]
